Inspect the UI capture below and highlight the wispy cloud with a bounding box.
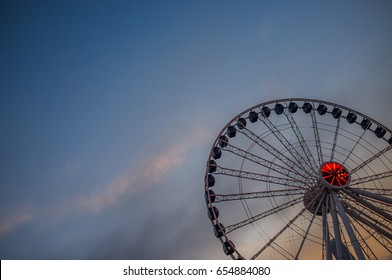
[0,204,36,237]
[76,125,210,213]
[0,124,211,236]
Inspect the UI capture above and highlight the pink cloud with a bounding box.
[77,126,210,213]
[0,123,211,236]
[0,204,36,237]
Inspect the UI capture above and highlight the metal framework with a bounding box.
[204,98,392,259]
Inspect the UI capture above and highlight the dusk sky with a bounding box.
[1,0,392,259]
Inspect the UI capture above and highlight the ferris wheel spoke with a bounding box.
[340,194,392,232]
[250,189,325,259]
[350,145,392,174]
[222,143,314,187]
[346,187,392,204]
[356,197,392,211]
[343,204,392,247]
[283,110,319,173]
[239,127,317,180]
[213,189,306,203]
[348,187,392,196]
[350,171,392,186]
[354,206,392,236]
[258,115,318,176]
[225,195,305,234]
[310,108,324,167]
[343,189,392,222]
[268,244,294,260]
[330,117,341,161]
[342,130,367,165]
[341,195,392,231]
[294,193,326,259]
[349,219,378,260]
[287,219,321,245]
[250,206,308,259]
[348,216,392,254]
[214,166,308,189]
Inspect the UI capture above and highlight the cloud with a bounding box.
[86,208,224,260]
[0,123,211,238]
[0,204,36,237]
[0,115,209,240]
[75,126,210,214]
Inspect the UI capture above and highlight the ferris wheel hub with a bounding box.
[303,188,326,215]
[320,161,350,190]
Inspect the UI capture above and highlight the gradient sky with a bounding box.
[1,0,392,259]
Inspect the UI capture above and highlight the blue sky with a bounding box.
[1,0,392,259]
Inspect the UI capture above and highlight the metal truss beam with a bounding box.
[214,188,306,203]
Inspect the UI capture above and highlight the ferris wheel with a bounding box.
[204,98,392,260]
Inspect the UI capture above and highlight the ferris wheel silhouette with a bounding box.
[204,98,392,260]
